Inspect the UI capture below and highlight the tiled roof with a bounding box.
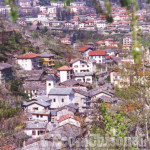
[57,65,73,71]
[77,46,91,52]
[17,53,40,59]
[60,79,90,87]
[88,50,106,56]
[59,113,82,123]
[49,88,73,95]
[85,19,94,23]
[59,113,73,122]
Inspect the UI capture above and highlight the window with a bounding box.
[74,103,79,106]
[75,70,78,72]
[40,115,43,118]
[53,99,56,102]
[74,65,78,68]
[82,65,85,67]
[86,78,91,81]
[32,131,36,135]
[62,98,64,102]
[33,107,38,110]
[49,83,51,86]
[37,115,39,118]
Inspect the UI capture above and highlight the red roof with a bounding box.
[59,113,82,123]
[57,65,73,71]
[77,46,91,52]
[17,53,40,59]
[137,71,150,76]
[88,50,106,56]
[59,113,73,122]
[85,19,94,23]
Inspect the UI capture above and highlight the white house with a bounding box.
[57,66,73,83]
[46,6,57,14]
[59,113,81,127]
[70,58,96,73]
[17,53,40,71]
[23,98,51,122]
[123,35,132,45]
[60,38,71,45]
[24,121,47,139]
[51,1,64,8]
[96,20,107,29]
[88,50,106,64]
[18,0,32,7]
[74,72,93,84]
[74,89,90,112]
[48,88,74,109]
[70,2,86,6]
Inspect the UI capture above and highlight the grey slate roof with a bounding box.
[60,79,90,87]
[34,96,51,102]
[0,63,12,70]
[74,89,89,97]
[74,72,93,77]
[26,121,47,129]
[47,74,55,81]
[49,88,74,95]
[40,52,55,58]
[88,87,113,97]
[23,100,51,107]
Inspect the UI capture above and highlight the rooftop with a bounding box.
[57,65,73,71]
[88,50,106,56]
[26,121,47,129]
[49,88,74,95]
[17,53,40,59]
[77,46,91,52]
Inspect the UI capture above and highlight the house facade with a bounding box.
[88,50,106,64]
[70,58,96,73]
[17,53,40,70]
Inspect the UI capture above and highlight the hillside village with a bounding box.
[1,0,150,149]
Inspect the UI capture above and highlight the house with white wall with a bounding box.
[48,88,74,109]
[57,66,73,83]
[88,50,106,64]
[74,89,90,112]
[24,121,48,139]
[123,35,132,46]
[23,98,51,122]
[70,58,96,73]
[18,0,32,7]
[60,38,71,45]
[46,75,56,95]
[51,1,65,8]
[74,72,93,84]
[17,53,40,70]
[59,113,82,127]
